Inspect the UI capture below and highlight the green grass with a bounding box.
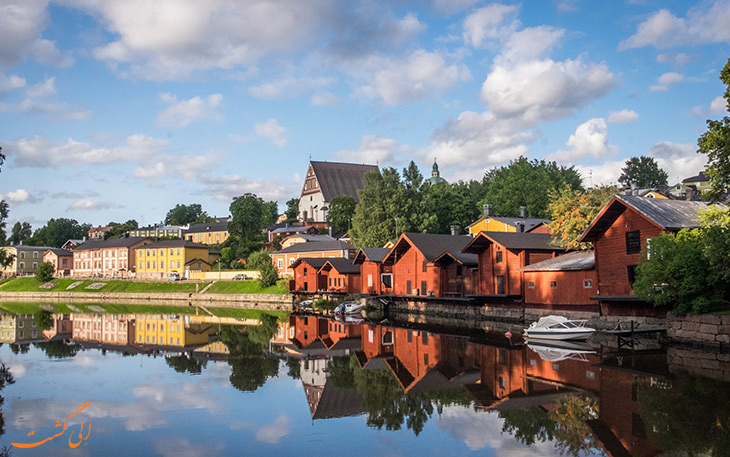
[0,277,207,293]
[205,280,287,295]
[206,307,290,320]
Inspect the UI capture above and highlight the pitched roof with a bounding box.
[463,231,563,254]
[521,250,594,272]
[320,258,361,274]
[467,216,550,231]
[353,247,390,264]
[289,257,331,270]
[384,233,474,264]
[74,237,150,251]
[45,248,73,257]
[185,221,229,233]
[433,250,478,267]
[580,195,718,242]
[682,171,710,183]
[310,161,379,202]
[284,234,335,242]
[142,240,211,249]
[275,241,354,254]
[270,225,317,235]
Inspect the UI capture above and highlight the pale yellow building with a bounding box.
[134,314,213,347]
[467,205,549,236]
[136,240,219,280]
[184,221,230,245]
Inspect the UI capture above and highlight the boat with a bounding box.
[526,339,596,362]
[334,301,364,315]
[296,299,313,311]
[523,315,596,341]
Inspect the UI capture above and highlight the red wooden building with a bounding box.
[521,250,597,307]
[319,258,361,294]
[579,195,713,298]
[382,233,475,297]
[289,257,329,292]
[433,251,478,297]
[353,248,392,295]
[462,231,564,297]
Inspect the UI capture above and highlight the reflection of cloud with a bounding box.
[7,361,26,377]
[255,415,291,444]
[153,437,225,457]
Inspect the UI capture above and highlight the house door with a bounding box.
[303,281,308,291]
[421,280,427,296]
[406,280,412,295]
[496,275,504,295]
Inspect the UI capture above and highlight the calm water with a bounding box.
[0,308,727,457]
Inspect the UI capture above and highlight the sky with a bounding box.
[0,0,729,229]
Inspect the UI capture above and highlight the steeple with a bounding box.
[426,159,447,185]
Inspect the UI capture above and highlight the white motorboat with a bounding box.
[524,315,596,341]
[335,301,364,315]
[526,339,596,362]
[296,299,313,311]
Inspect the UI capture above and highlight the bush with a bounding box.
[34,262,54,283]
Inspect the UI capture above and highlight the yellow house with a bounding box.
[135,314,213,347]
[135,240,219,280]
[467,205,549,236]
[184,221,230,245]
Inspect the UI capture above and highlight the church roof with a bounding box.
[309,161,379,202]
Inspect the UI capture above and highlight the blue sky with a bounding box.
[0,0,728,229]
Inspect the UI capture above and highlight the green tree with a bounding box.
[248,249,278,287]
[228,194,277,258]
[0,363,15,437]
[481,157,583,219]
[218,319,279,392]
[34,262,55,282]
[10,222,32,245]
[285,198,300,222]
[698,58,730,201]
[326,195,356,233]
[165,203,212,226]
[420,181,481,234]
[165,355,206,374]
[351,168,410,248]
[548,185,617,249]
[33,340,80,358]
[106,219,138,239]
[33,309,53,331]
[328,356,356,389]
[30,218,90,247]
[618,156,669,189]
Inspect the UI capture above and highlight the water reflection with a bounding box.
[0,308,728,456]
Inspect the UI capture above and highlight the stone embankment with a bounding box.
[668,346,730,382]
[666,312,730,348]
[0,291,293,311]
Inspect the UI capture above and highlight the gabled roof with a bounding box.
[682,171,710,183]
[466,216,550,231]
[462,231,563,254]
[45,248,73,257]
[185,258,212,267]
[275,241,354,254]
[433,250,478,267]
[353,247,390,264]
[74,237,150,251]
[383,232,474,265]
[320,258,361,275]
[580,195,718,242]
[141,240,211,249]
[270,225,317,235]
[309,161,379,202]
[185,221,229,234]
[289,257,330,270]
[284,234,335,242]
[520,250,594,272]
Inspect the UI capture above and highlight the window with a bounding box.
[381,274,393,288]
[170,248,174,255]
[584,279,593,288]
[177,261,180,268]
[19,262,24,269]
[498,377,506,389]
[277,259,283,269]
[407,331,413,343]
[367,274,373,287]
[423,353,429,365]
[528,281,535,288]
[495,250,503,263]
[498,348,506,365]
[552,363,559,371]
[170,261,174,268]
[159,249,164,256]
[146,249,150,256]
[422,331,428,345]
[456,265,462,276]
[32,262,38,269]
[421,280,427,295]
[177,248,181,255]
[20,252,25,259]
[197,262,202,269]
[289,258,295,266]
[33,251,38,259]
[550,281,557,288]
[303,267,308,277]
[625,230,641,254]
[586,370,595,380]
[627,265,637,285]
[422,260,428,273]
[146,261,150,268]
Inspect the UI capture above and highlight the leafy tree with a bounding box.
[618,156,669,189]
[106,219,138,239]
[165,203,212,226]
[218,319,279,392]
[34,261,54,282]
[33,309,53,331]
[228,193,278,258]
[0,363,14,437]
[328,356,356,389]
[10,222,32,245]
[165,355,206,374]
[351,168,412,248]
[699,206,730,284]
[286,358,301,379]
[33,340,80,358]
[285,198,300,222]
[633,229,723,314]
[548,185,617,249]
[420,181,481,234]
[30,218,90,247]
[698,58,730,201]
[249,249,278,287]
[326,195,356,233]
[481,157,583,219]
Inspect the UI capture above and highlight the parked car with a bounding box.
[232,274,249,280]
[167,274,180,281]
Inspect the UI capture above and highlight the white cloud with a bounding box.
[0,0,65,67]
[656,52,696,66]
[254,118,288,148]
[608,109,639,123]
[134,161,166,179]
[556,0,579,13]
[311,92,339,106]
[0,73,27,95]
[156,93,223,128]
[249,77,334,99]
[432,0,479,15]
[0,189,34,205]
[353,49,471,105]
[647,141,706,184]
[500,26,564,62]
[549,118,614,163]
[68,198,118,211]
[255,415,291,444]
[650,72,684,91]
[29,38,74,67]
[710,96,727,113]
[619,1,730,50]
[462,4,519,48]
[25,77,56,98]
[202,174,300,202]
[335,134,403,167]
[575,160,623,187]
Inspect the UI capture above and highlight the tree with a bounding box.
[420,181,481,234]
[35,262,55,282]
[618,156,669,189]
[698,58,730,201]
[548,185,617,249]
[165,203,211,226]
[165,355,206,374]
[106,219,138,239]
[249,249,278,287]
[481,157,583,219]
[351,168,411,248]
[0,148,8,252]
[218,320,280,392]
[326,195,356,233]
[30,218,90,247]
[285,198,300,222]
[33,309,53,331]
[228,194,278,258]
[10,222,32,245]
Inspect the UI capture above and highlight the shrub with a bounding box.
[34,262,54,283]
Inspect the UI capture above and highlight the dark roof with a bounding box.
[353,247,390,264]
[270,225,317,235]
[8,245,55,251]
[307,378,364,420]
[521,250,594,272]
[276,241,354,254]
[682,171,710,183]
[140,240,211,249]
[185,258,212,266]
[581,195,717,242]
[74,237,150,251]
[285,234,335,242]
[467,216,550,231]
[289,257,330,270]
[45,248,73,257]
[185,221,229,233]
[433,251,479,267]
[463,232,563,254]
[384,233,474,264]
[310,161,379,202]
[320,258,361,274]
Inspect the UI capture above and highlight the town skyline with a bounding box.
[1,1,728,227]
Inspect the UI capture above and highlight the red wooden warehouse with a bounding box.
[353,247,393,295]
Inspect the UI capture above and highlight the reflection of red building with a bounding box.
[353,248,392,295]
[289,258,328,292]
[320,258,361,294]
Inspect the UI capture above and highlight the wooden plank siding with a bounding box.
[391,247,440,296]
[523,269,598,306]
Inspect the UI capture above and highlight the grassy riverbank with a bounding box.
[204,280,287,295]
[0,277,206,293]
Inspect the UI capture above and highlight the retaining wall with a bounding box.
[668,346,730,382]
[666,312,730,348]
